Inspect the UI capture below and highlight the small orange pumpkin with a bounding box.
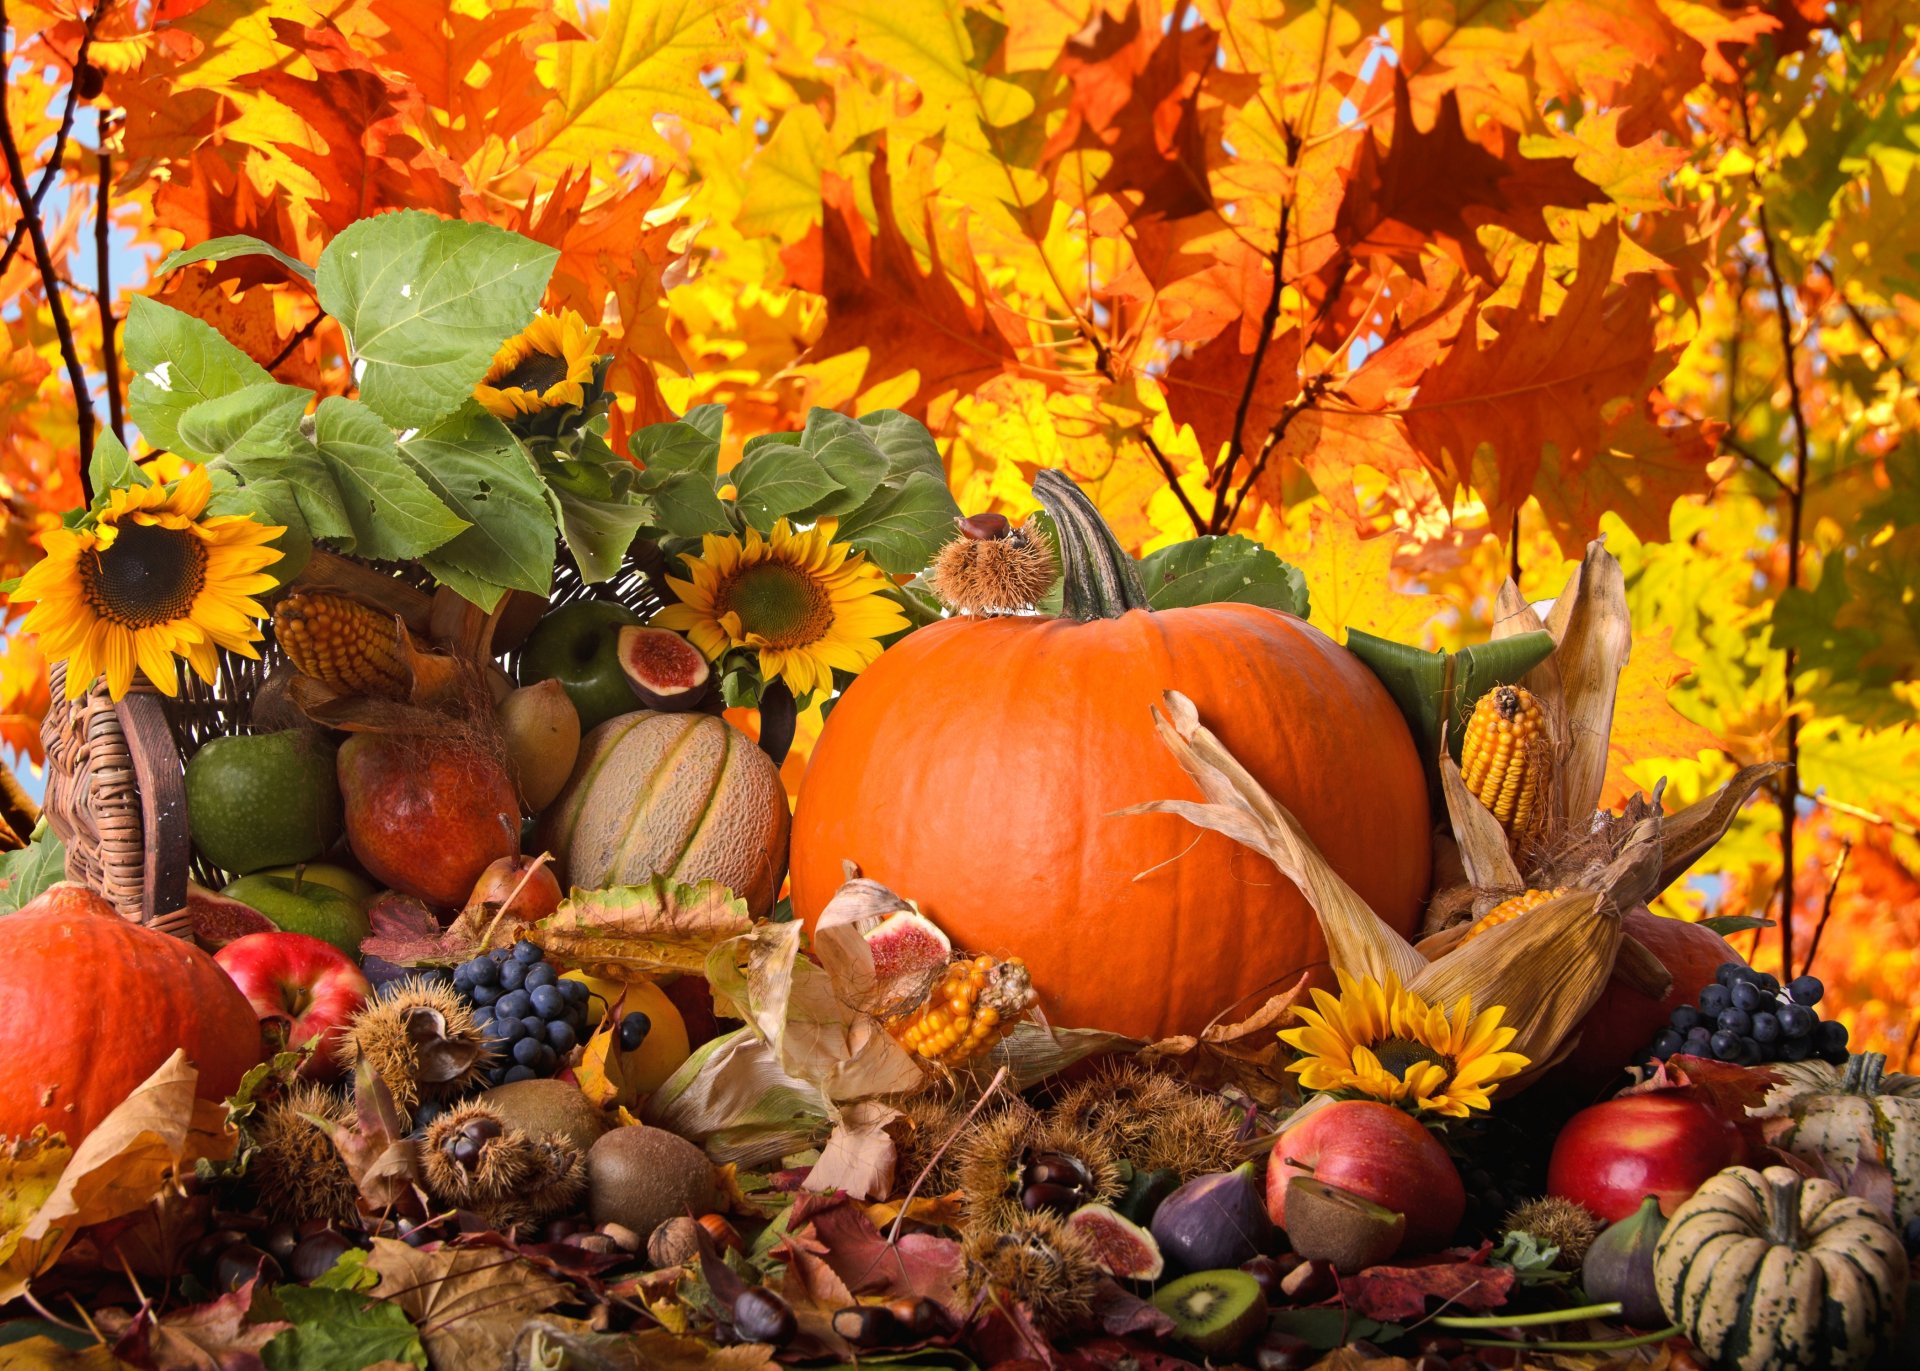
[0,884,265,1144]
[791,472,1432,1042]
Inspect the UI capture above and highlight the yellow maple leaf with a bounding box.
[1290,507,1451,645]
[1600,623,1727,809]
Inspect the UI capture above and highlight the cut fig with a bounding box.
[863,911,953,987]
[1282,1175,1407,1274]
[188,883,276,951]
[1068,1203,1164,1281]
[618,626,713,711]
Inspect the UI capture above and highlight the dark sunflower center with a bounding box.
[1373,1036,1451,1081]
[715,561,833,649]
[498,350,572,394]
[81,522,207,628]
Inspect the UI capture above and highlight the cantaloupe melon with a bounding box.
[541,711,790,915]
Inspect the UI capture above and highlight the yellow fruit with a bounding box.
[564,973,691,1103]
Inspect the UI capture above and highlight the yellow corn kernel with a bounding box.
[1455,887,1568,949]
[890,955,1036,1067]
[1460,684,1547,834]
[274,592,412,697]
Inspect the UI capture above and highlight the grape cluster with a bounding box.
[453,940,594,1087]
[1642,963,1848,1068]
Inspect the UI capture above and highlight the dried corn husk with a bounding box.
[1440,747,1524,890]
[1124,692,1640,1087]
[1543,542,1632,830]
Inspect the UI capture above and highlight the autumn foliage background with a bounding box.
[2,0,1917,1057]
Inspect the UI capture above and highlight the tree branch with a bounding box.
[1798,839,1851,981]
[1140,428,1207,536]
[1211,203,1291,533]
[0,3,98,279]
[1741,96,1809,979]
[1,0,99,494]
[266,312,323,373]
[94,110,123,443]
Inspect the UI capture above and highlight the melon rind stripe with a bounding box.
[610,713,710,880]
[666,712,731,882]
[552,714,644,875]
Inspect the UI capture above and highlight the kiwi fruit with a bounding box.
[482,1077,608,1155]
[1151,1269,1268,1356]
[1283,1176,1407,1274]
[586,1125,717,1238]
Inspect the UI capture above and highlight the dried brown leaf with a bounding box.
[1,1051,235,1301]
[806,1099,901,1201]
[1654,763,1784,896]
[98,1282,290,1371]
[364,1237,567,1370]
[1439,750,1524,889]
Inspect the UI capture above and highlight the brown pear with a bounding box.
[498,679,581,812]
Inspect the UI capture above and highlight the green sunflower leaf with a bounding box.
[834,470,961,574]
[123,297,274,452]
[1138,534,1309,616]
[0,822,66,916]
[315,210,557,430]
[310,396,469,561]
[630,413,728,537]
[157,234,316,283]
[398,406,556,610]
[86,431,149,503]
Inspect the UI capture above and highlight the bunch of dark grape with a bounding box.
[1641,962,1847,1068]
[453,940,594,1086]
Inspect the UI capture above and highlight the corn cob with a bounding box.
[274,591,411,697]
[1455,887,1568,949]
[891,955,1036,1067]
[1460,684,1547,834]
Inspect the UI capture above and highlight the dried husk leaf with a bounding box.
[1492,580,1568,726]
[1407,888,1617,1086]
[1439,749,1523,889]
[644,1028,829,1167]
[982,1020,1143,1092]
[1614,929,1674,999]
[1543,541,1631,827]
[1120,693,1426,988]
[534,877,753,978]
[1653,763,1784,896]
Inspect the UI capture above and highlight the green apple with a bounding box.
[222,872,370,960]
[186,731,341,875]
[518,600,644,733]
[260,862,379,906]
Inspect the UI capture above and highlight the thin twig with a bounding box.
[0,5,99,279]
[1211,194,1293,532]
[1798,839,1851,980]
[1139,428,1207,535]
[0,0,100,490]
[95,110,123,442]
[266,312,323,372]
[1741,96,1809,977]
[1719,434,1793,494]
[1808,792,1920,838]
[1224,376,1329,528]
[1815,258,1915,387]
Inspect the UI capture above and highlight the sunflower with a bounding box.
[652,521,908,702]
[1279,969,1529,1118]
[13,467,283,700]
[473,310,604,419]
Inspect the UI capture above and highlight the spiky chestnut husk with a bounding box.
[956,1104,1122,1234]
[1048,1060,1242,1181]
[963,1210,1101,1331]
[888,1090,968,1197]
[249,1083,358,1226]
[420,1103,586,1231]
[929,519,1056,616]
[1135,1087,1244,1181]
[344,976,491,1117]
[1503,1195,1603,1271]
[1048,1059,1178,1157]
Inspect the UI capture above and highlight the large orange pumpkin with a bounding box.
[791,472,1432,1042]
[0,884,265,1144]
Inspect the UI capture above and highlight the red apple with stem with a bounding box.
[216,931,371,1080]
[1547,1092,1743,1222]
[1267,1099,1465,1253]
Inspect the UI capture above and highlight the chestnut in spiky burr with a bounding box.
[420,1103,586,1232]
[929,516,1056,615]
[963,1211,1100,1331]
[344,977,491,1118]
[249,1083,358,1226]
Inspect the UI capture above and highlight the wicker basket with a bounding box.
[41,547,663,935]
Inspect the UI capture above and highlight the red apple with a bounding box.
[1547,1092,1743,1222]
[216,931,371,1080]
[1267,1100,1464,1252]
[466,853,563,923]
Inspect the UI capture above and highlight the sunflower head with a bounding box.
[651,520,909,704]
[12,467,283,700]
[474,310,605,421]
[1278,969,1530,1119]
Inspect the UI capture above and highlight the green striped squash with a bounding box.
[1754,1052,1920,1229]
[542,711,791,916]
[1652,1165,1906,1371]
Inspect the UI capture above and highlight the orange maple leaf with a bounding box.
[782,150,1026,419]
[1600,623,1728,809]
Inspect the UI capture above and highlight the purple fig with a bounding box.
[1149,1160,1275,1273]
[1581,1194,1667,1327]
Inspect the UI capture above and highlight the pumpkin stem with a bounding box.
[1763,1170,1804,1248]
[1031,470,1150,621]
[1844,1051,1885,1095]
